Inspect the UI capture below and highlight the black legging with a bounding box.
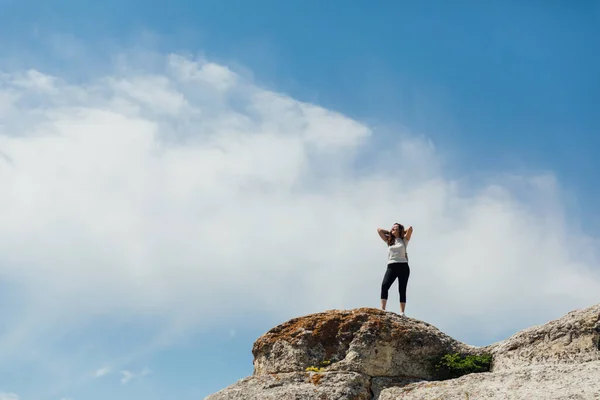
[380,262,410,303]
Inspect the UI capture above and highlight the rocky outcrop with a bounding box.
[485,304,600,371]
[205,371,372,400]
[205,304,600,400]
[378,361,600,400]
[252,308,478,379]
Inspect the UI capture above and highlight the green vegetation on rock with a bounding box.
[305,360,331,373]
[434,353,492,380]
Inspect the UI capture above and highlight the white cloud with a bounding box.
[9,69,57,91]
[120,371,133,385]
[168,55,238,93]
[0,393,19,400]
[121,371,133,385]
[0,52,598,388]
[120,368,151,385]
[94,366,111,378]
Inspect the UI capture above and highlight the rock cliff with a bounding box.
[206,304,600,399]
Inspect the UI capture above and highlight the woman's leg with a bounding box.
[380,264,398,310]
[398,263,410,314]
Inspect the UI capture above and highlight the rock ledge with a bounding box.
[206,304,600,400]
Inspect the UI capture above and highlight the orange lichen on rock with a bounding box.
[253,308,383,361]
[309,373,323,385]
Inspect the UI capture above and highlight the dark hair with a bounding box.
[387,223,405,246]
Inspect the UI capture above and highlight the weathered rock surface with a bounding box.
[252,308,477,379]
[206,371,372,400]
[485,303,600,372]
[205,304,600,400]
[378,361,600,400]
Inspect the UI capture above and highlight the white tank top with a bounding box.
[388,237,408,264]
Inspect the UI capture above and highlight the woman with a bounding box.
[377,223,413,316]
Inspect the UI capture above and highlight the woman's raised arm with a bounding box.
[377,228,390,243]
[404,226,413,241]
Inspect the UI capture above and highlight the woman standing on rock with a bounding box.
[377,223,413,316]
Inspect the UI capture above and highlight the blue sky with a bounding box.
[0,1,599,399]
[3,1,600,224]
